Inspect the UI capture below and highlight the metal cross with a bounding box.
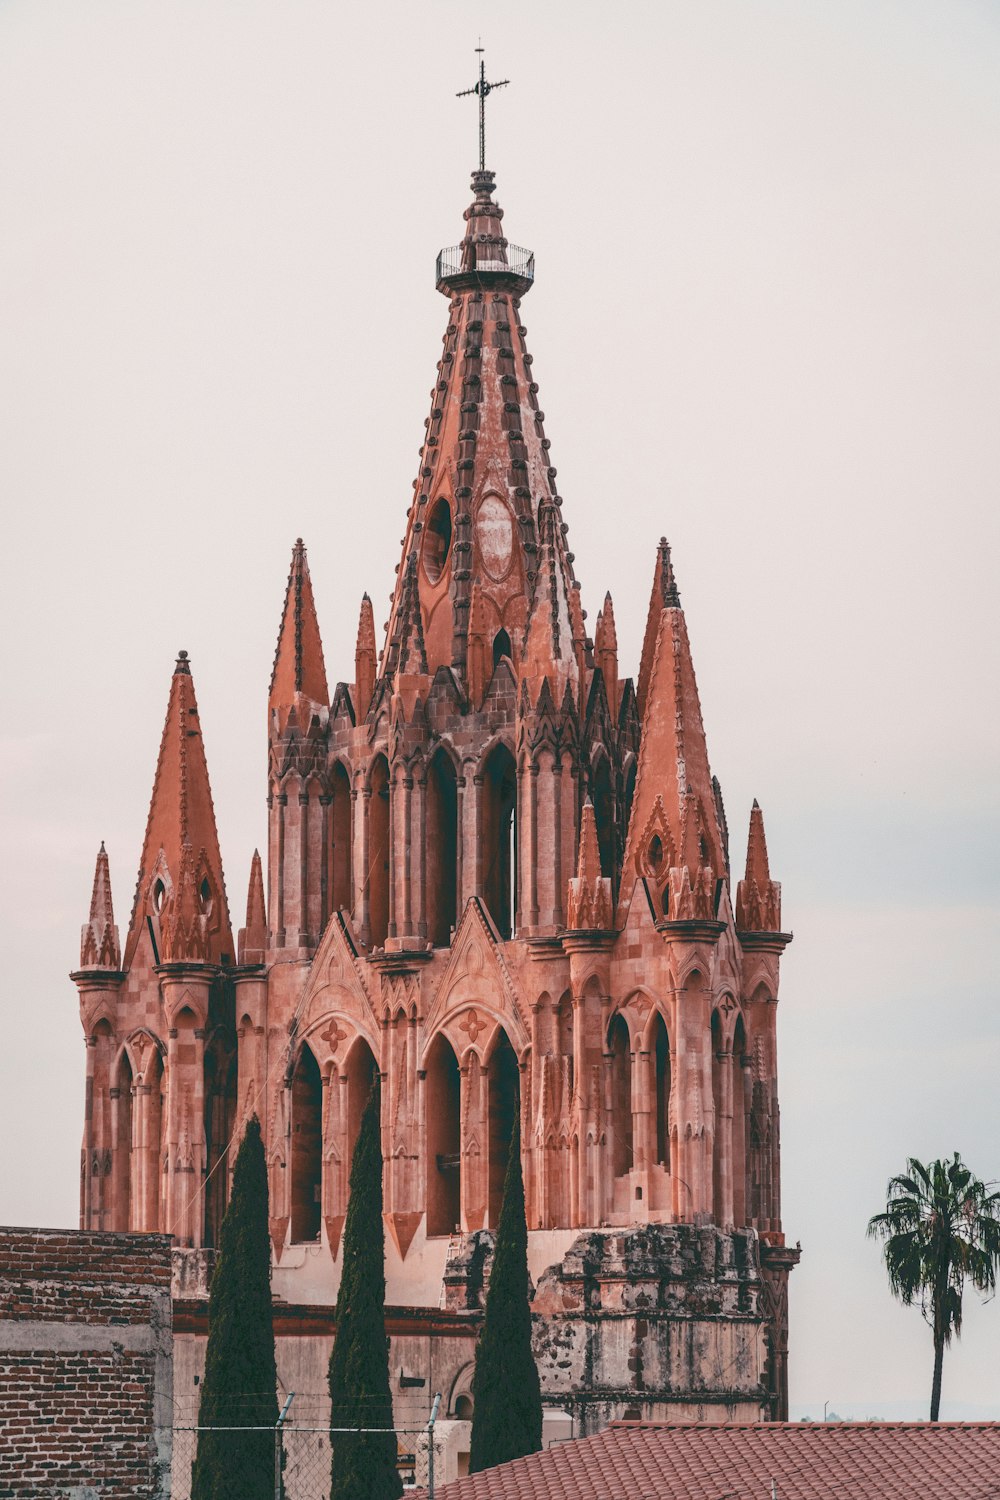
[457,47,509,172]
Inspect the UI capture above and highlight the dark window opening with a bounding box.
[481,745,517,939]
[487,1031,519,1229]
[290,1045,322,1243]
[426,750,458,947]
[426,1035,461,1236]
[492,628,512,668]
[368,755,390,948]
[424,498,453,583]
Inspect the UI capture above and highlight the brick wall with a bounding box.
[0,1227,172,1499]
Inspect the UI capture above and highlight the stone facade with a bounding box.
[72,164,799,1444]
[0,1227,172,1497]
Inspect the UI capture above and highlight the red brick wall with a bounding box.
[0,1227,172,1499]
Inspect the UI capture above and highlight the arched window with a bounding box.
[608,1013,633,1179]
[329,761,353,919]
[291,1045,323,1243]
[653,1012,671,1170]
[113,1048,133,1233]
[367,755,390,948]
[481,744,517,940]
[203,1033,237,1250]
[425,749,458,947]
[345,1036,377,1173]
[426,1034,461,1236]
[711,1010,728,1225]
[424,497,453,583]
[732,1015,749,1227]
[591,756,614,883]
[133,1039,164,1234]
[487,1030,519,1229]
[491,628,512,668]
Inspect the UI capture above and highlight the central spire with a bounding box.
[380,166,576,698]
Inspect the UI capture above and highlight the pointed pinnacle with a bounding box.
[745,800,771,886]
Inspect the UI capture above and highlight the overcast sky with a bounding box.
[1,0,998,1419]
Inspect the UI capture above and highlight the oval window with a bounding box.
[424,498,452,583]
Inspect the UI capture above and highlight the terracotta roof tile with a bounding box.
[417,1422,1000,1500]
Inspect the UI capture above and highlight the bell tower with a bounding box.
[74,74,800,1464]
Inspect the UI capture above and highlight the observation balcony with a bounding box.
[436,242,535,297]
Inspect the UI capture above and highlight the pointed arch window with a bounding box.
[481,744,517,940]
[425,749,458,948]
[426,1034,461,1236]
[609,1013,633,1179]
[367,755,390,949]
[491,629,512,668]
[328,760,353,920]
[487,1030,519,1229]
[652,1012,671,1169]
[290,1044,323,1243]
[424,498,453,583]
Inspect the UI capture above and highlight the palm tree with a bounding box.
[867,1154,1000,1420]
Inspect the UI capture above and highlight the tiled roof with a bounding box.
[420,1421,1000,1499]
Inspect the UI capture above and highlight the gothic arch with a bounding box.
[425,745,459,948]
[290,1042,323,1243]
[425,1031,461,1237]
[366,752,391,948]
[650,1010,671,1170]
[112,1046,133,1233]
[607,1011,633,1180]
[485,1027,519,1230]
[480,741,517,940]
[328,758,353,920]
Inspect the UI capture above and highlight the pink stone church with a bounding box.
[72,154,799,1453]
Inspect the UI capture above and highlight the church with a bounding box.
[72,137,799,1466]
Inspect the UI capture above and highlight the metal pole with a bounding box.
[427,1391,442,1500]
[274,1392,295,1500]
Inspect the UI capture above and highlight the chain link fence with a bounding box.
[171,1395,442,1498]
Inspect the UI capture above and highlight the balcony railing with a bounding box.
[436,243,535,285]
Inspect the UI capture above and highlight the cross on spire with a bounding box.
[457,46,509,173]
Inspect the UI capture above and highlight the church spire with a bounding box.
[637,537,680,721]
[379,166,581,699]
[620,543,726,920]
[354,593,377,720]
[238,849,267,965]
[124,651,233,967]
[79,842,121,970]
[595,591,619,718]
[269,538,328,732]
[736,800,782,932]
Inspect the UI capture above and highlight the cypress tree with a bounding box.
[469,1111,543,1473]
[328,1081,402,1500]
[191,1113,278,1500]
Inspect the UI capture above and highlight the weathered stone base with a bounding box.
[531,1224,770,1432]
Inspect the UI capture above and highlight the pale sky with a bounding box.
[1,0,998,1419]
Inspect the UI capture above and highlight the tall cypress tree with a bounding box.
[192,1114,278,1500]
[469,1111,543,1473]
[328,1081,402,1500]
